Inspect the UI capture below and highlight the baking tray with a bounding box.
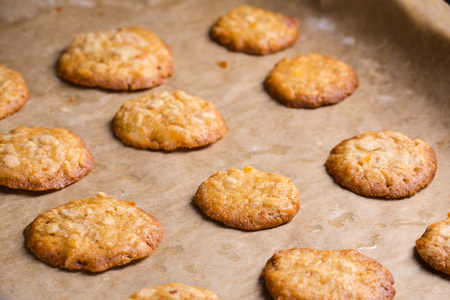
[0,0,449,299]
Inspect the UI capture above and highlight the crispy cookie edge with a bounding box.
[325,131,437,199]
[262,248,396,300]
[209,6,299,55]
[264,55,359,108]
[416,213,450,275]
[0,64,30,119]
[194,168,300,230]
[24,195,164,272]
[57,27,174,91]
[0,127,94,191]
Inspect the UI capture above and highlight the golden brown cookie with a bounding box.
[262,248,395,300]
[0,64,30,119]
[210,5,299,55]
[264,53,359,108]
[112,90,228,151]
[0,126,94,191]
[194,166,300,230]
[325,130,437,199]
[416,212,450,275]
[24,192,163,272]
[58,27,174,90]
[128,283,219,300]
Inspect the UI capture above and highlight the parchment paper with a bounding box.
[1,0,449,299]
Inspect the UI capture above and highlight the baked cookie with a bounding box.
[210,5,299,55]
[24,192,163,272]
[194,166,299,230]
[0,64,30,119]
[128,283,219,300]
[112,90,228,151]
[326,130,437,199]
[416,212,450,275]
[264,53,358,108]
[0,126,94,191]
[262,248,395,300]
[58,27,174,90]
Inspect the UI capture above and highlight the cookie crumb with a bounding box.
[215,61,228,68]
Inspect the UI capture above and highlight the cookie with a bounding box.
[0,64,30,119]
[24,192,163,272]
[0,126,94,191]
[128,283,219,300]
[112,90,228,151]
[58,27,174,90]
[326,130,437,199]
[416,212,450,275]
[264,53,359,108]
[262,248,395,300]
[194,166,299,230]
[210,5,299,55]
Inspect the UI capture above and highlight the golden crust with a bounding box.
[210,5,299,55]
[264,53,359,108]
[416,212,450,275]
[325,130,437,199]
[194,166,300,230]
[112,90,228,151]
[0,64,30,119]
[57,27,174,90]
[262,248,395,300]
[24,192,163,272]
[0,126,94,191]
[128,283,219,300]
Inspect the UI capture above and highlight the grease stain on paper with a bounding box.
[357,234,380,251]
[114,163,130,171]
[391,219,428,227]
[304,224,323,233]
[244,144,291,159]
[163,245,184,255]
[328,212,355,228]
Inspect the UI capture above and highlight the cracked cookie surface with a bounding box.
[0,126,94,191]
[58,27,174,90]
[24,192,163,272]
[194,166,299,230]
[325,130,437,199]
[210,5,299,55]
[128,283,219,300]
[262,248,395,300]
[265,53,358,108]
[416,212,450,275]
[112,90,228,150]
[0,64,30,119]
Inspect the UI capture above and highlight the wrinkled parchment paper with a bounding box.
[1,0,449,299]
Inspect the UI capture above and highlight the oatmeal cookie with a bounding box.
[0,126,94,191]
[325,130,437,199]
[210,5,299,55]
[194,166,299,230]
[416,212,450,275]
[128,283,219,300]
[262,248,395,300]
[264,53,358,108]
[58,27,174,90]
[24,192,163,272]
[112,90,228,150]
[0,64,30,119]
